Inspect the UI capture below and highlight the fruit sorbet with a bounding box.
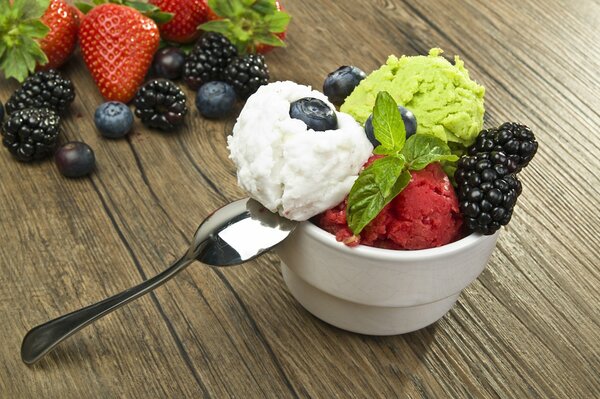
[317,163,463,250]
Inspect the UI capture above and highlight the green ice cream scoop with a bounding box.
[341,48,485,147]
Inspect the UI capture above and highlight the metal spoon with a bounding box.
[21,198,297,365]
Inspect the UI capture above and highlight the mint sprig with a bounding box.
[347,91,459,235]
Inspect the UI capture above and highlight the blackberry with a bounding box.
[223,54,269,99]
[468,122,538,172]
[455,151,522,235]
[2,108,61,162]
[6,69,75,115]
[183,33,238,90]
[133,80,188,131]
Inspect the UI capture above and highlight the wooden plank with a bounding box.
[0,0,598,398]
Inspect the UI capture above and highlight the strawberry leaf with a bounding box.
[251,0,277,15]
[199,19,237,35]
[254,33,285,47]
[75,2,94,13]
[265,11,290,33]
[0,0,50,81]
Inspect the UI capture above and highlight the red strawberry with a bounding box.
[149,0,208,43]
[201,0,290,55]
[38,0,79,69]
[0,0,78,82]
[79,4,161,102]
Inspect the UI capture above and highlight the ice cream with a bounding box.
[228,81,373,221]
[341,48,485,148]
[317,162,463,250]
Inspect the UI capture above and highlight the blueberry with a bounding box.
[94,101,133,139]
[55,142,95,178]
[289,97,337,132]
[196,81,236,119]
[323,66,366,106]
[364,105,417,146]
[153,47,186,80]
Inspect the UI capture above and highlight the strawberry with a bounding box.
[38,0,79,69]
[149,0,208,43]
[78,3,164,102]
[200,0,290,55]
[0,0,78,82]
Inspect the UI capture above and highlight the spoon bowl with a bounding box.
[21,198,296,365]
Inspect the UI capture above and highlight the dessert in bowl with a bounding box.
[228,49,538,335]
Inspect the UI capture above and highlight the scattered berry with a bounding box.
[364,105,417,147]
[289,98,338,132]
[196,81,236,119]
[133,80,188,131]
[79,3,161,102]
[153,47,186,80]
[94,102,134,139]
[323,66,366,106]
[1,108,60,162]
[38,0,79,70]
[468,122,538,173]
[149,0,208,43]
[5,69,75,115]
[455,151,522,235]
[55,142,95,178]
[183,33,238,90]
[223,54,269,99]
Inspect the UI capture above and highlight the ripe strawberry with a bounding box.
[38,0,79,69]
[0,0,78,82]
[201,0,290,55]
[149,0,208,43]
[79,4,161,103]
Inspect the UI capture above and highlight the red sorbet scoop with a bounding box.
[317,163,463,250]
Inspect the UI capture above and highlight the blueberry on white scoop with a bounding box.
[289,97,338,132]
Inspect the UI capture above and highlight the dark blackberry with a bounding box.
[133,80,188,131]
[455,151,522,235]
[2,108,61,162]
[5,69,75,115]
[183,33,238,90]
[223,54,269,99]
[468,122,538,172]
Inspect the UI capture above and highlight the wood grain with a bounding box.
[1,0,599,398]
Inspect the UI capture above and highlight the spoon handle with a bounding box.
[21,255,194,365]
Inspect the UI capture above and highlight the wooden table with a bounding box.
[1,0,599,397]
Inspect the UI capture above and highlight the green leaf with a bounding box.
[254,33,285,47]
[402,134,459,171]
[251,0,277,15]
[265,11,290,33]
[126,1,158,12]
[198,19,236,35]
[208,0,245,17]
[75,2,94,13]
[347,155,410,234]
[372,91,406,153]
[1,38,47,81]
[151,11,174,24]
[16,0,49,19]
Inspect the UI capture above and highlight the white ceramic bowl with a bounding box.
[276,222,499,335]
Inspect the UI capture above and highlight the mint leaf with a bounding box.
[372,91,406,153]
[347,155,410,234]
[402,134,459,171]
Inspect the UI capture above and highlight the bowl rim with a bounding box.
[302,221,497,261]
